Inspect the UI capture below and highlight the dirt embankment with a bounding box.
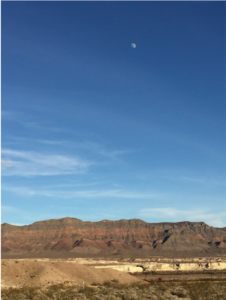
[1,259,141,288]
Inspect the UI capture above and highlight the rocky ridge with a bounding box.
[2,217,226,257]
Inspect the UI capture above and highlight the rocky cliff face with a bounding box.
[2,217,226,257]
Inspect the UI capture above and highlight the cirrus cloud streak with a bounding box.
[1,149,92,176]
[139,207,226,228]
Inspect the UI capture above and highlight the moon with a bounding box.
[131,43,136,48]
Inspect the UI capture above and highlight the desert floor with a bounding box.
[1,258,226,300]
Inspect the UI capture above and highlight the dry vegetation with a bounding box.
[2,280,226,300]
[2,259,226,299]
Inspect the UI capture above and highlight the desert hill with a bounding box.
[2,218,226,257]
[1,259,141,288]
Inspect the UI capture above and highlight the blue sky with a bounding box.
[1,1,226,227]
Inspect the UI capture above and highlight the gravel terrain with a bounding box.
[2,281,226,300]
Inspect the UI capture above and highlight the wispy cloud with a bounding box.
[1,159,18,168]
[79,141,131,160]
[1,110,40,128]
[136,169,226,187]
[3,136,70,147]
[3,137,130,161]
[139,207,226,228]
[1,109,70,133]
[1,110,18,120]
[2,185,160,199]
[1,205,22,213]
[1,149,92,176]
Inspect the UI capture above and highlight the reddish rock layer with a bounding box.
[1,217,226,257]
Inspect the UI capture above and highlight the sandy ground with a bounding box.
[1,259,141,288]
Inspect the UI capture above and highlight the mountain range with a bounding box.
[2,217,226,258]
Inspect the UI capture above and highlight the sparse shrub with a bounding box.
[156,283,167,292]
[2,280,226,300]
[48,283,65,290]
[103,281,114,288]
[78,286,95,298]
[111,279,119,284]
